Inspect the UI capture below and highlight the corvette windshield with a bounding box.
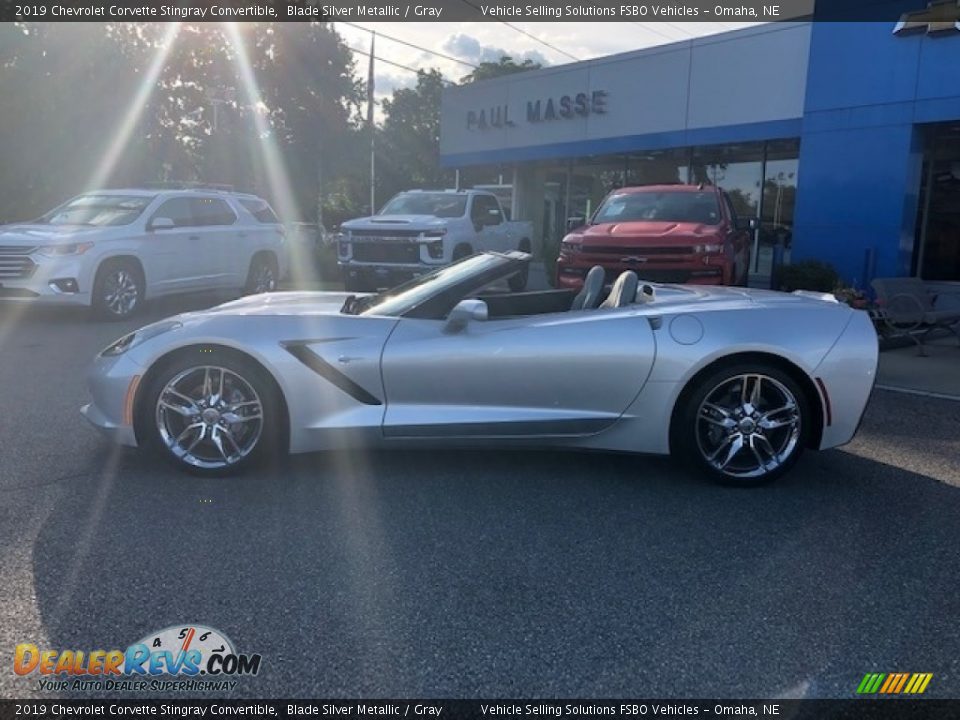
[379,192,467,218]
[355,254,507,317]
[593,191,721,225]
[39,194,153,226]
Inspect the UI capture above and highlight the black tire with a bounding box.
[507,239,531,292]
[137,348,284,478]
[91,259,144,320]
[673,362,810,487]
[244,253,278,295]
[452,244,473,261]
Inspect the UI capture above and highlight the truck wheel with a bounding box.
[244,254,278,295]
[92,259,144,321]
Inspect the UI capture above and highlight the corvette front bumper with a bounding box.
[81,401,137,447]
[80,350,144,448]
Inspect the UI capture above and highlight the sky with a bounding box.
[332,21,764,101]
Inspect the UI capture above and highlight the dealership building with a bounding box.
[439,15,960,290]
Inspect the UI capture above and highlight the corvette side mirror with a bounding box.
[444,299,487,333]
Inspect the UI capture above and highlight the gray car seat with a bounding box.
[570,265,606,310]
[599,271,639,309]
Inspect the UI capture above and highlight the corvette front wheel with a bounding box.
[676,364,810,486]
[138,350,283,477]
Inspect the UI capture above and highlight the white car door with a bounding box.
[144,196,209,294]
[380,309,656,438]
[469,195,511,252]
[189,196,244,288]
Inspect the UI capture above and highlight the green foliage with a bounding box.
[778,260,840,292]
[375,70,454,209]
[460,56,542,84]
[0,23,364,224]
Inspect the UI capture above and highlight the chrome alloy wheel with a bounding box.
[250,261,276,294]
[695,373,801,479]
[155,366,264,470]
[102,269,140,316]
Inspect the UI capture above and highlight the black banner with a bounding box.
[1,700,958,720]
[1,0,954,23]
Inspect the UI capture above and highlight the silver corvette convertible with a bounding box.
[82,251,878,486]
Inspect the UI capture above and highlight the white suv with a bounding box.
[0,188,286,319]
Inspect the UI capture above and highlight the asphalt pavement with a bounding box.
[0,292,958,700]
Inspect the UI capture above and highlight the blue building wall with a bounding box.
[793,16,960,285]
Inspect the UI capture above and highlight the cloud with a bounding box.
[442,33,549,67]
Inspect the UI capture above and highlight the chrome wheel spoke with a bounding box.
[210,428,230,461]
[741,375,761,415]
[748,435,768,471]
[221,411,262,424]
[758,403,798,430]
[219,426,243,454]
[160,398,199,418]
[184,425,207,455]
[201,367,213,399]
[753,434,780,468]
[700,404,736,429]
[717,435,744,469]
[173,421,203,445]
[758,414,797,430]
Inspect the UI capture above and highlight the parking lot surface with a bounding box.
[1,294,958,699]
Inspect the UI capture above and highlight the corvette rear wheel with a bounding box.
[677,364,809,486]
[139,350,282,476]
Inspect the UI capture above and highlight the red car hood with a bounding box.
[576,221,720,245]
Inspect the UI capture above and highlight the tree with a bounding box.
[460,56,541,84]
[375,70,453,207]
[0,22,365,224]
[0,24,149,222]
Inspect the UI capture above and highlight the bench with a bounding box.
[871,277,960,356]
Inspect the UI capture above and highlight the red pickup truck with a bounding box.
[556,184,755,289]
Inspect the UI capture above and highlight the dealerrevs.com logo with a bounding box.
[14,624,262,692]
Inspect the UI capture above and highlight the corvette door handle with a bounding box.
[337,355,363,364]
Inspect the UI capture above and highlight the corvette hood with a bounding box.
[183,291,365,318]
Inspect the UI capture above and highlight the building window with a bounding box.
[916,124,960,282]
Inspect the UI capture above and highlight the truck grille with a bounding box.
[352,243,421,264]
[0,254,36,279]
[586,245,694,256]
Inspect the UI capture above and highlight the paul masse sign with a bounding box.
[466,90,609,131]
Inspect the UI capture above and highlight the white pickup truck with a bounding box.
[337,189,533,292]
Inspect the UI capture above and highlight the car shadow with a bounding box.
[24,442,960,699]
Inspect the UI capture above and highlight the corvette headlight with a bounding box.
[100,320,182,357]
[35,242,94,257]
